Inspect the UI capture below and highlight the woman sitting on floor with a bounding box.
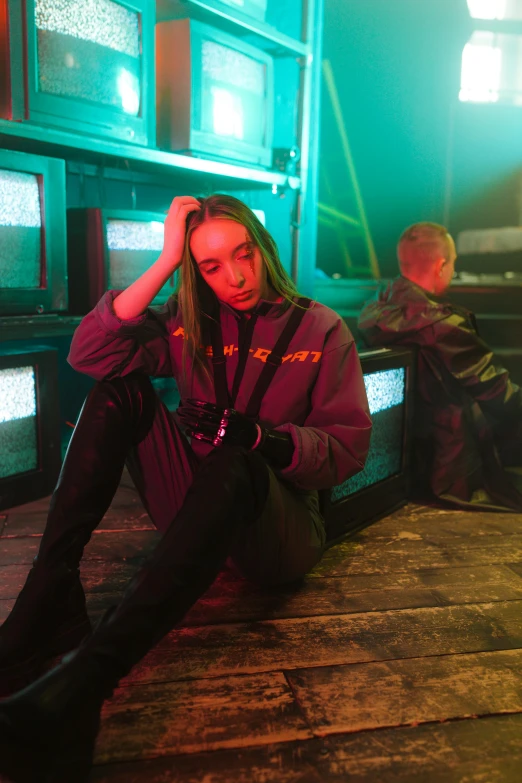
[0,194,371,781]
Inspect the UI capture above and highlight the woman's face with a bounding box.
[189,218,272,311]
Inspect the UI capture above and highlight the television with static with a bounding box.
[156,18,274,167]
[0,148,67,315]
[66,208,173,314]
[323,347,415,546]
[0,0,155,146]
[0,347,61,511]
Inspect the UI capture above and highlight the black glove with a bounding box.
[177,399,294,469]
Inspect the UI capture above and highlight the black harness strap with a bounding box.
[209,318,229,408]
[209,297,311,415]
[230,312,259,406]
[244,297,311,419]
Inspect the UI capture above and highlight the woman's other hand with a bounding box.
[160,196,201,274]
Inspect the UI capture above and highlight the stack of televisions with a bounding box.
[0,0,275,509]
[1,0,414,534]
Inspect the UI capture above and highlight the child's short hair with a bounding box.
[397,222,452,273]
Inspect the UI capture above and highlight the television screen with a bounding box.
[0,149,67,315]
[67,209,172,313]
[156,19,274,167]
[35,0,141,115]
[1,0,154,145]
[0,365,38,480]
[0,348,61,511]
[106,217,167,291]
[0,169,42,290]
[323,347,414,546]
[331,367,406,501]
[200,39,267,150]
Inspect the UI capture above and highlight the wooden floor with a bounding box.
[1,477,522,782]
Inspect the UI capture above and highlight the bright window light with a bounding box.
[459,33,502,102]
[467,0,506,19]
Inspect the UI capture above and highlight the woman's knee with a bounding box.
[88,374,157,442]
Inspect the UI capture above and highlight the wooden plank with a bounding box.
[89,713,522,783]
[0,530,158,566]
[314,534,522,577]
[176,564,522,627]
[4,524,522,573]
[1,508,154,537]
[3,563,522,626]
[359,503,522,541]
[123,600,522,685]
[3,564,522,626]
[95,672,312,764]
[288,648,522,735]
[0,560,142,600]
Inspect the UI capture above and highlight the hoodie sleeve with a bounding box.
[276,331,372,490]
[68,290,176,380]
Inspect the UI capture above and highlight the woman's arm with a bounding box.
[113,196,200,320]
[69,197,201,380]
[277,333,373,490]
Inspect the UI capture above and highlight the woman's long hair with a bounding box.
[176,194,303,382]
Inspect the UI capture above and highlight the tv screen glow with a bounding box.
[35,0,141,116]
[201,39,267,150]
[331,367,406,502]
[0,169,42,290]
[0,150,67,315]
[106,217,167,292]
[0,366,39,480]
[156,19,274,166]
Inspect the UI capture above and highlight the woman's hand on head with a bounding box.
[160,196,201,274]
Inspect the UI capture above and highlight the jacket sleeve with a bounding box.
[68,290,176,380]
[421,312,522,425]
[276,338,372,490]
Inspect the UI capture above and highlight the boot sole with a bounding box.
[0,615,92,698]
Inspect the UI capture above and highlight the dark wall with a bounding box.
[317,0,522,278]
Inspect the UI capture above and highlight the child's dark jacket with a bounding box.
[358,276,522,510]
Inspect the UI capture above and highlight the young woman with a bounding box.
[0,195,371,781]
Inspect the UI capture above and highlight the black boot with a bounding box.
[0,374,156,698]
[0,446,269,782]
[0,563,90,698]
[0,647,116,783]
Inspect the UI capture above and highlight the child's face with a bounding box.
[189,218,270,311]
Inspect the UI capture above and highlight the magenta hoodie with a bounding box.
[68,291,372,490]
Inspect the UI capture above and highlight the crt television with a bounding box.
[67,208,172,314]
[156,18,274,167]
[323,347,415,546]
[0,0,155,146]
[0,347,61,511]
[0,148,67,315]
